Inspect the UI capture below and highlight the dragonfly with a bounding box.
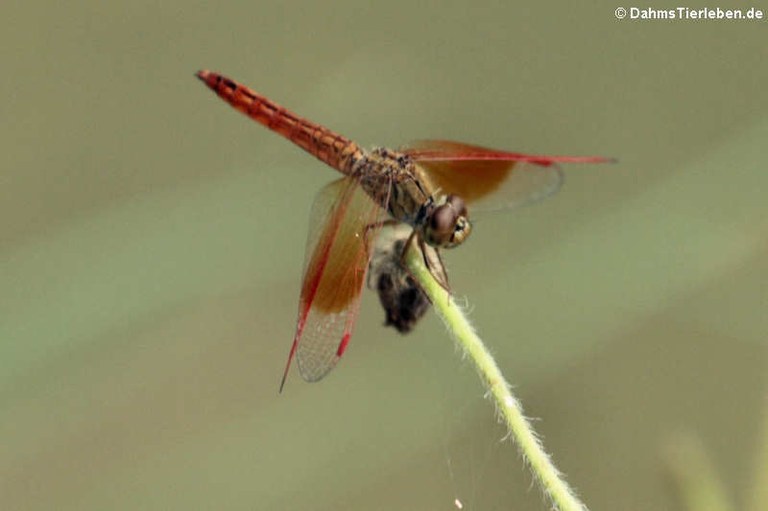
[196,70,613,390]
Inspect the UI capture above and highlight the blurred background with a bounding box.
[1,1,766,510]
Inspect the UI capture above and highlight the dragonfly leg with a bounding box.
[397,230,452,296]
[417,236,451,292]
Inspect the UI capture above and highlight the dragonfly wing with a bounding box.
[281,176,389,388]
[403,140,610,213]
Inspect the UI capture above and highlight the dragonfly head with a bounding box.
[423,194,472,249]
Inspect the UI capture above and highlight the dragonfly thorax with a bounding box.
[355,147,473,249]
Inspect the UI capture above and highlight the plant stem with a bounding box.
[662,433,734,511]
[748,402,768,511]
[407,250,589,511]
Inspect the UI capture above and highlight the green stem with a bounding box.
[662,433,734,511]
[748,403,768,511]
[407,250,588,511]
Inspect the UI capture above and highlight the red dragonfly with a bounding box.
[196,70,613,390]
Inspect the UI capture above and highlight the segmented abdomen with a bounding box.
[197,70,363,174]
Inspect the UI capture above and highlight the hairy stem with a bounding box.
[407,250,588,511]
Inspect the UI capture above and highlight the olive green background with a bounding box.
[1,1,766,510]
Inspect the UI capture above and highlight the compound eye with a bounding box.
[430,204,457,239]
[446,195,467,217]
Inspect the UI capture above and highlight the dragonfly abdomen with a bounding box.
[197,70,363,174]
